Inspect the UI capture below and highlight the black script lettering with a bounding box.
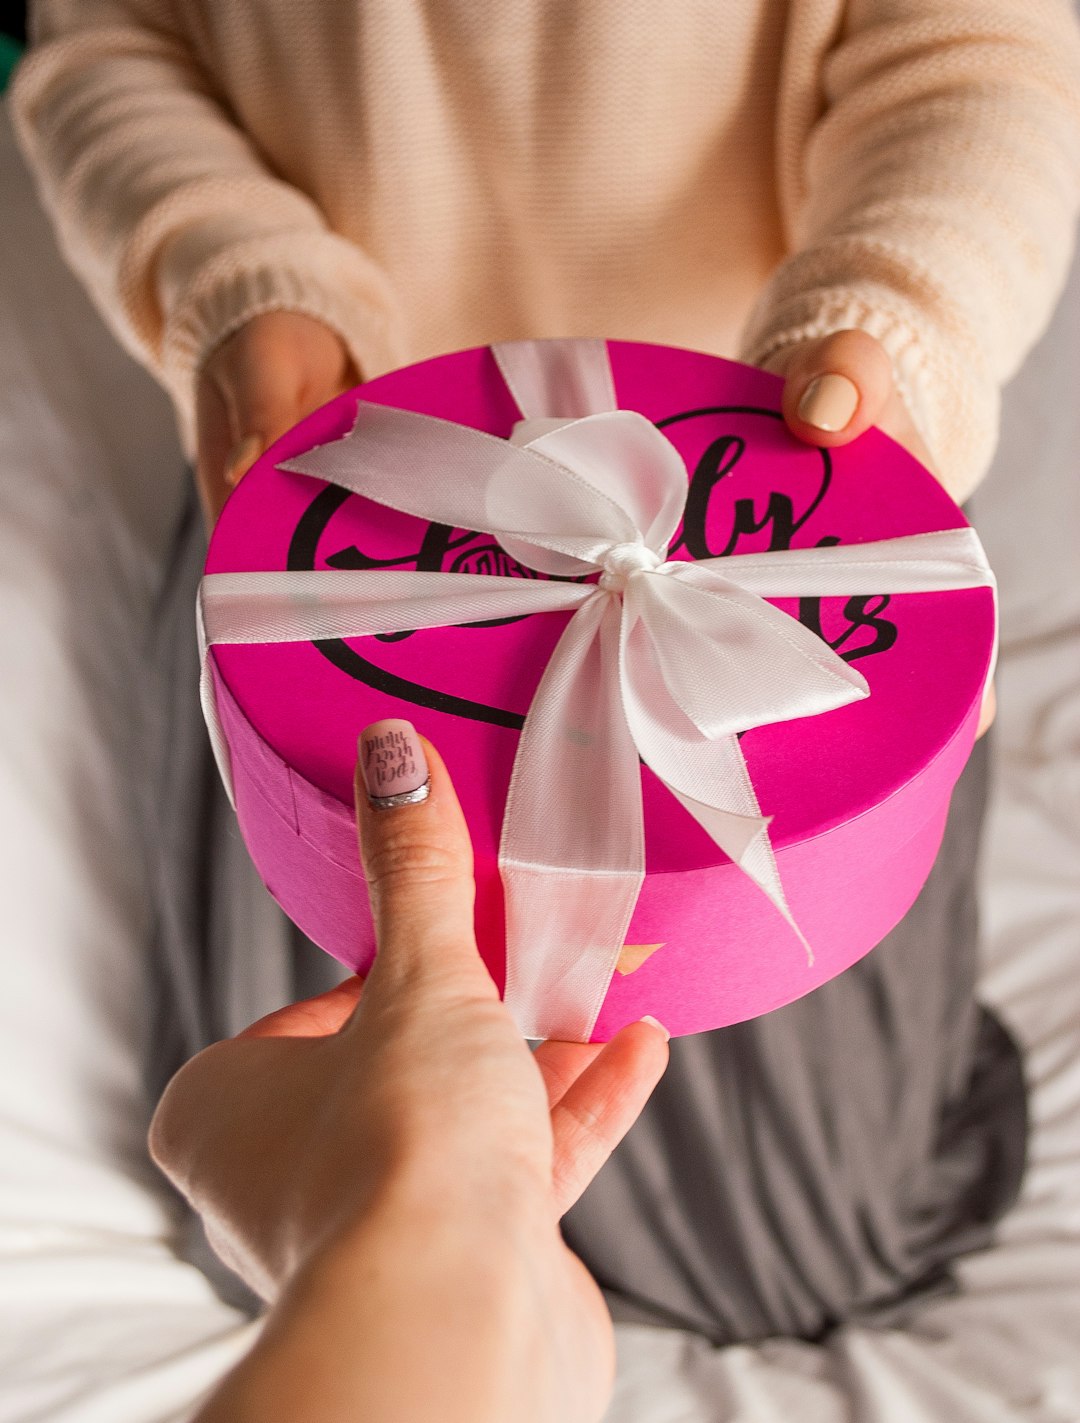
[831,594,898,663]
[325,524,575,638]
[325,519,457,574]
[326,522,463,641]
[671,435,745,558]
[798,590,898,664]
[672,434,832,558]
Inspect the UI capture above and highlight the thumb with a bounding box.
[354,720,494,998]
[771,329,894,449]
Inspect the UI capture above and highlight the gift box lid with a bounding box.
[205,339,995,876]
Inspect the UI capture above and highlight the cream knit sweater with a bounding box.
[10,0,1080,502]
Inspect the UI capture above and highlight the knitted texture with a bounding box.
[9,0,1080,498]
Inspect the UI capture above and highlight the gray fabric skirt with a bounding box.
[139,492,1029,1338]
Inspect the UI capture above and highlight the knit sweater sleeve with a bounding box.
[7,0,404,458]
[738,0,1080,504]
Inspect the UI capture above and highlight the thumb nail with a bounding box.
[224,434,265,487]
[797,373,859,432]
[639,1015,671,1041]
[359,719,431,808]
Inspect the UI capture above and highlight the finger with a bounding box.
[532,1038,607,1108]
[976,679,997,739]
[193,355,279,529]
[549,1018,670,1216]
[220,317,354,462]
[204,317,355,507]
[215,358,305,494]
[233,974,366,1040]
[777,329,894,448]
[194,373,237,530]
[223,433,266,490]
[354,720,494,996]
[219,328,305,449]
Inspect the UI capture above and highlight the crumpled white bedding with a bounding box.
[1,92,1078,1422]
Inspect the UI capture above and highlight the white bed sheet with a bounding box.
[1,89,1078,1423]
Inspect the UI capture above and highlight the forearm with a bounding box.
[740,0,1080,503]
[8,0,401,455]
[193,1192,565,1423]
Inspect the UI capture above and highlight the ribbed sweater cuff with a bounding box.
[161,232,408,460]
[738,285,998,507]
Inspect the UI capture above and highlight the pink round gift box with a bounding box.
[205,340,994,1041]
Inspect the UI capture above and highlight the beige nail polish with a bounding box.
[359,719,430,807]
[224,434,264,487]
[797,373,859,432]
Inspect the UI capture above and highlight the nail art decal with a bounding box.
[360,719,431,807]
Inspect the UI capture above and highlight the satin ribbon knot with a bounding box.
[598,541,664,592]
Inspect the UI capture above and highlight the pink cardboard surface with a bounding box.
[205,340,995,1040]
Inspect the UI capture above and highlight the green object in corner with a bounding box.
[0,34,24,95]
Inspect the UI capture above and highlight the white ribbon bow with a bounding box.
[198,339,997,1042]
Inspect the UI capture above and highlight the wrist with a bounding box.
[314,1162,557,1285]
[195,1188,561,1423]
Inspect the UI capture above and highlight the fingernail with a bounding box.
[639,1014,671,1041]
[359,719,430,808]
[225,434,264,487]
[797,373,859,431]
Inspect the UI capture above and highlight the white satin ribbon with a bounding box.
[197,339,997,1042]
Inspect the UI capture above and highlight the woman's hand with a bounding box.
[193,310,360,530]
[760,327,936,475]
[761,329,996,739]
[149,720,670,1423]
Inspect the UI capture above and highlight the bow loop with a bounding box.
[628,564,870,742]
[508,409,687,558]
